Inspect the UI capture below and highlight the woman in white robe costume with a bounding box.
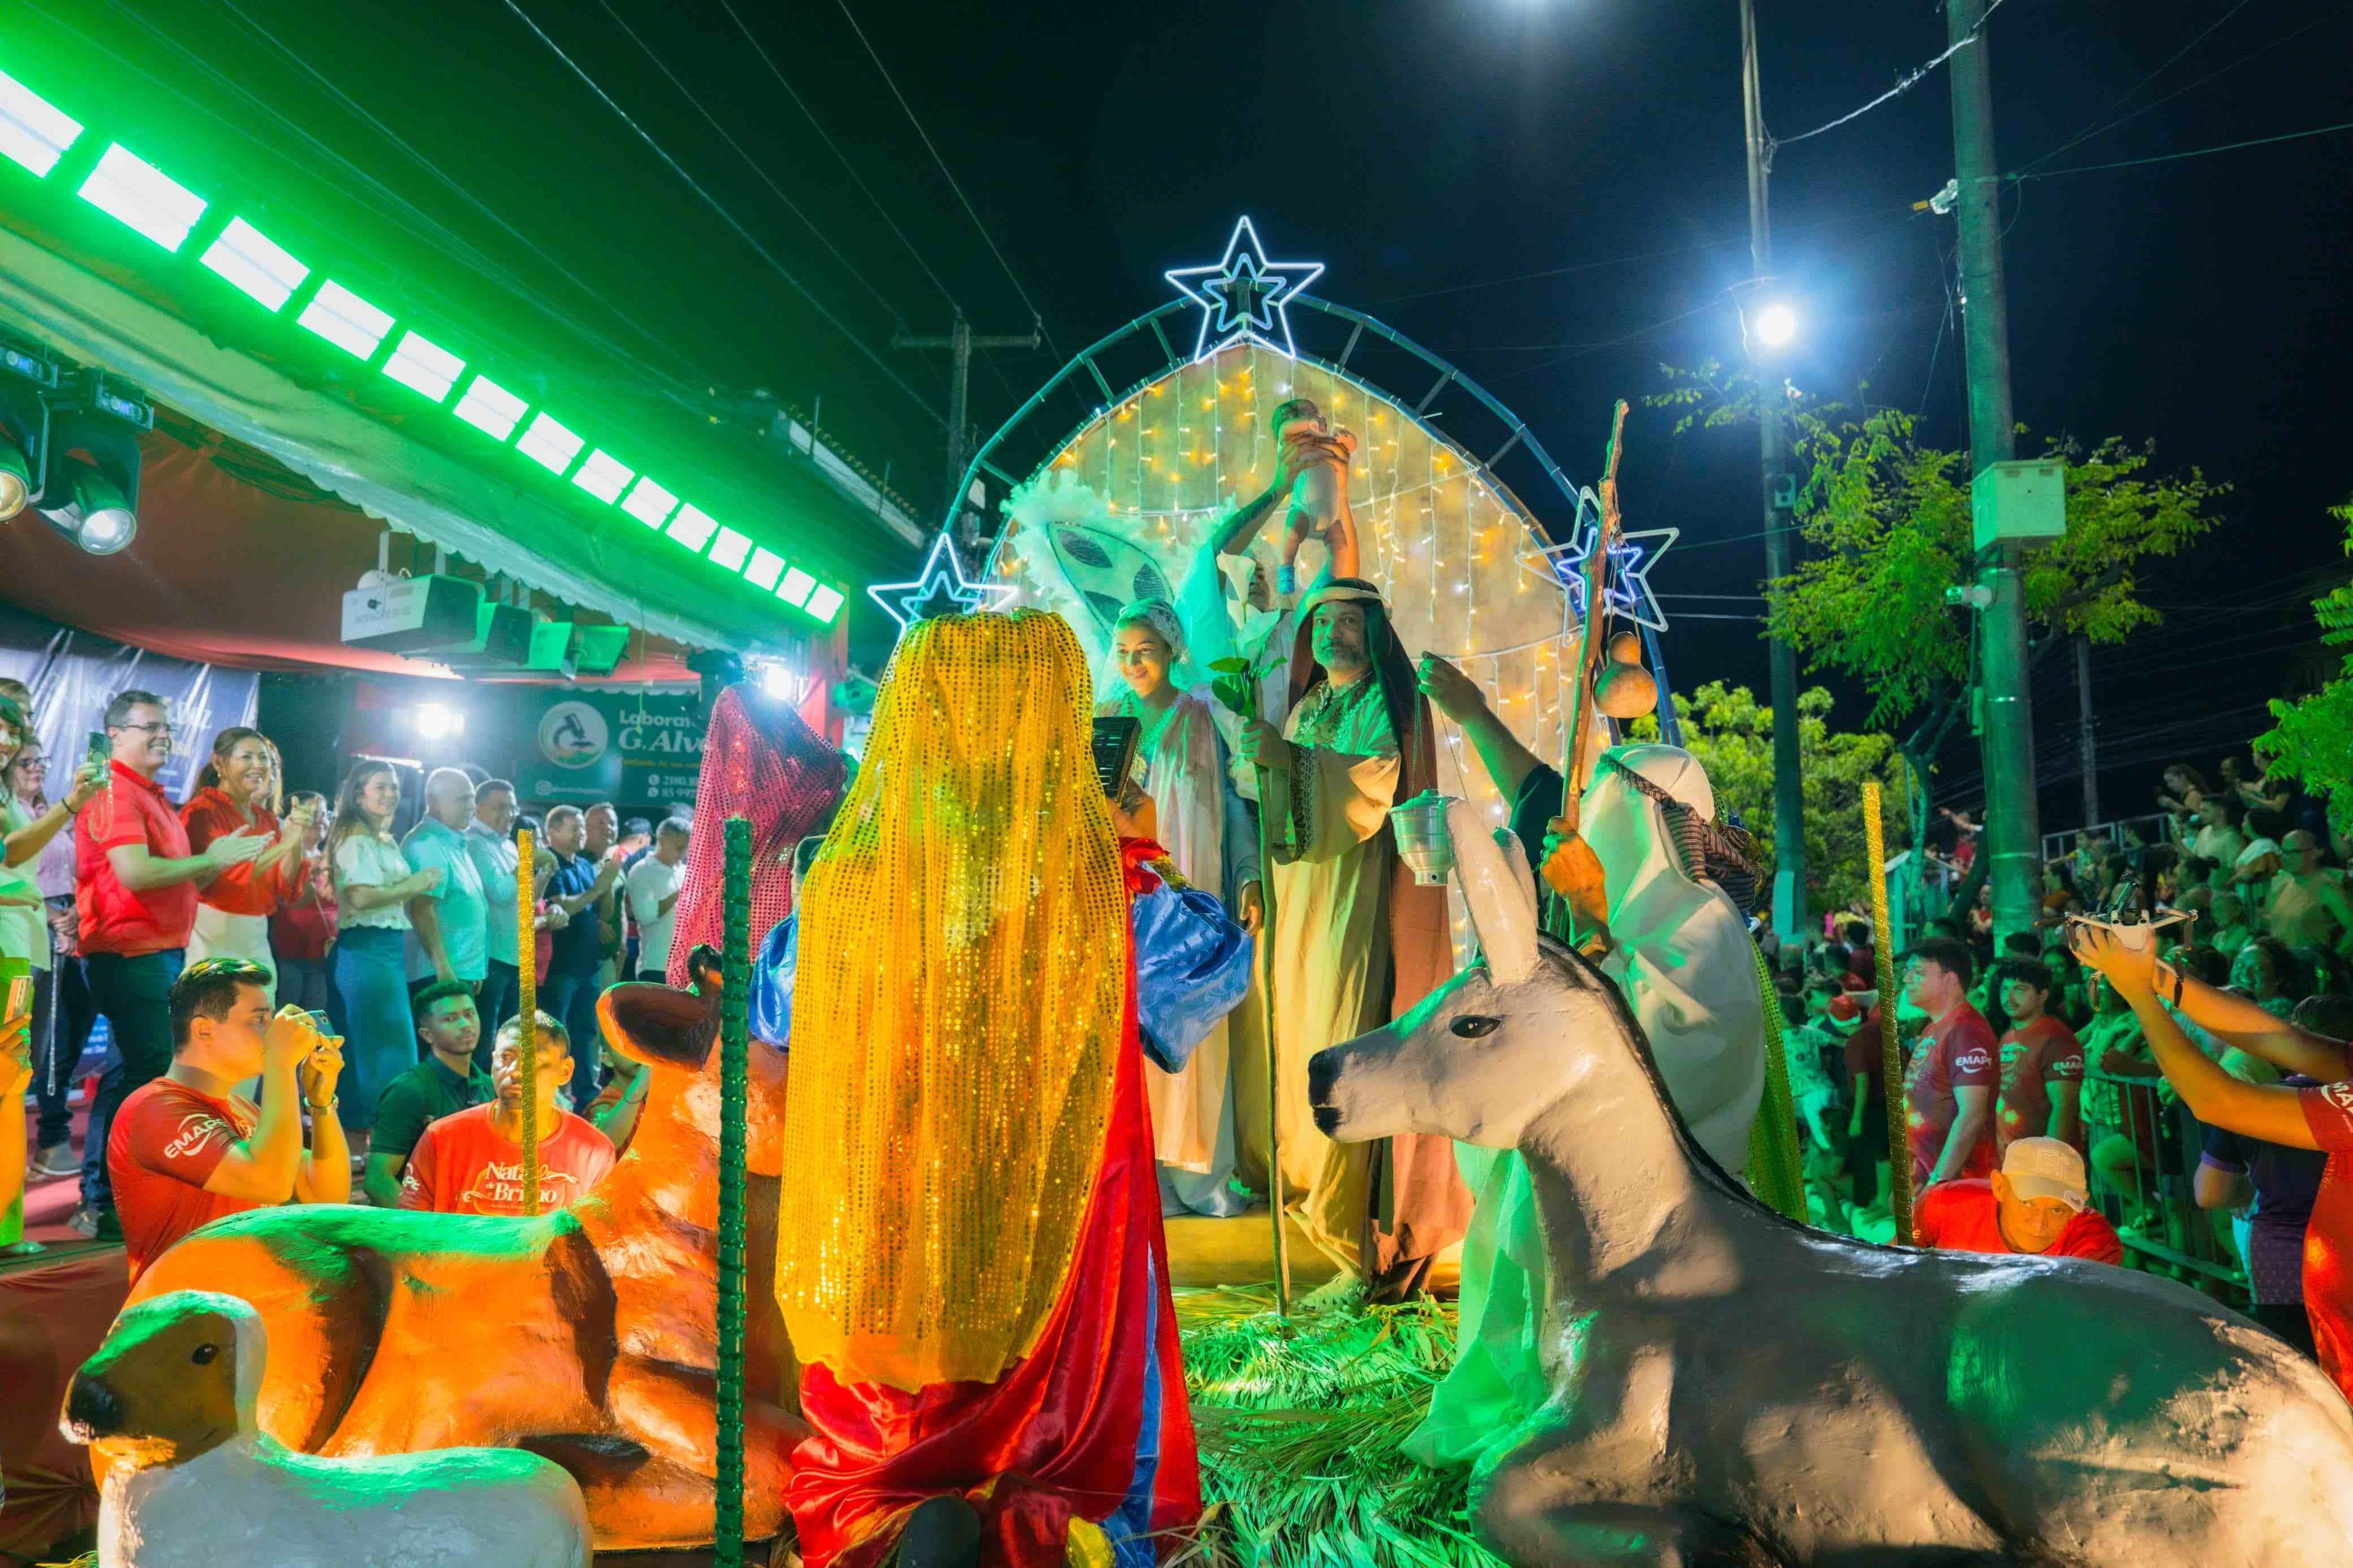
[1406,742,1765,1471]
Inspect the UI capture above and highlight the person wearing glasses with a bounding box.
[69,691,271,1242]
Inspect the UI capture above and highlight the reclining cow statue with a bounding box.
[1309,801,2353,1567]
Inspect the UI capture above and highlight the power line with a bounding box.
[495,0,946,426]
[711,0,964,317]
[586,0,911,327]
[2016,2,2353,176]
[1364,202,1921,308]
[2016,118,2353,182]
[1772,0,2012,152]
[831,0,1063,365]
[2014,0,2259,175]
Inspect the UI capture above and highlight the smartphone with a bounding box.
[1091,715,1143,800]
[85,729,109,774]
[3,974,31,1027]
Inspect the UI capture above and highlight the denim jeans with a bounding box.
[332,926,416,1136]
[275,954,334,1017]
[80,949,182,1213]
[478,958,521,1070]
[538,969,605,1106]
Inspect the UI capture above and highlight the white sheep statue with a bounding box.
[1309,801,2353,1567]
[61,1289,592,1568]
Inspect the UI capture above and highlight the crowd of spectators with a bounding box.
[1773,750,2352,1372]
[1,681,669,1265]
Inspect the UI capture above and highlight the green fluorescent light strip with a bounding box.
[78,143,206,252]
[297,279,394,360]
[6,59,863,618]
[666,504,719,551]
[0,68,83,178]
[451,374,526,439]
[516,412,584,474]
[381,330,464,401]
[199,217,308,310]
[572,449,633,504]
[620,477,678,528]
[708,526,753,571]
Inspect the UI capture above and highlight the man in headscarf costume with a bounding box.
[1399,737,1766,1471]
[664,680,847,987]
[780,610,1202,1568]
[1235,579,1471,1298]
[1098,596,1263,1217]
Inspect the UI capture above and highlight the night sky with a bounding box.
[11,0,2350,827]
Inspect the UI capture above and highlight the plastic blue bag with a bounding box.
[1132,870,1252,1075]
[747,913,799,1050]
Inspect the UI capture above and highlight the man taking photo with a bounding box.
[107,957,350,1282]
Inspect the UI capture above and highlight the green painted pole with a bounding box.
[715,817,751,1567]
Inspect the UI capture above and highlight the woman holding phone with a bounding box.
[1097,597,1262,1217]
[182,727,312,990]
[327,761,441,1134]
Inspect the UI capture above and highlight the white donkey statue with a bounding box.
[1309,802,2353,1567]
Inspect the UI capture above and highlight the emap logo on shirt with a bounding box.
[2322,1079,2353,1118]
[1954,1046,1994,1076]
[161,1113,231,1163]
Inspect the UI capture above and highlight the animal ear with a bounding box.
[597,973,718,1072]
[1446,798,1540,984]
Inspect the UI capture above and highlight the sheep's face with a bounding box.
[64,1291,254,1470]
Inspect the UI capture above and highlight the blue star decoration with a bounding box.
[867,532,1017,632]
[1518,507,1679,633]
[1165,217,1325,362]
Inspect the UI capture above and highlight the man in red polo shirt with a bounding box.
[1992,957,2085,1158]
[108,957,350,1282]
[1901,936,1999,1193]
[72,690,271,1241]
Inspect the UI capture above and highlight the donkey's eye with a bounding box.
[1451,1016,1501,1039]
[190,1344,218,1365]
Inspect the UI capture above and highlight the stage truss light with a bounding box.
[744,547,785,591]
[775,567,816,608]
[665,504,719,552]
[0,68,82,178]
[451,374,527,440]
[37,455,136,555]
[78,144,206,252]
[382,331,464,401]
[571,448,633,504]
[200,218,308,311]
[620,476,678,528]
[805,585,844,625]
[708,527,753,572]
[0,437,29,520]
[298,279,394,361]
[516,412,583,475]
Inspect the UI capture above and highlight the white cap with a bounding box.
[2002,1137,2089,1211]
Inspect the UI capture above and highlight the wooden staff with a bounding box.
[1542,400,1631,944]
[1256,767,1291,1316]
[1861,781,1914,1244]
[515,827,540,1218]
[714,818,751,1567]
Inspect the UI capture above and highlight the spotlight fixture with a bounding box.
[34,415,143,556]
[0,437,31,521]
[413,703,464,739]
[0,382,48,522]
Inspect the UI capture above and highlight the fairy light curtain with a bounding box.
[985,340,1582,958]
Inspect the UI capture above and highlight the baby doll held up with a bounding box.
[1270,397,1358,588]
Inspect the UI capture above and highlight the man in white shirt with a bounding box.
[625,817,689,982]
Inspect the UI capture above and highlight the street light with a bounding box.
[1755,301,1798,350]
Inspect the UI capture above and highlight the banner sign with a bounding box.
[515,691,703,810]
[0,610,260,802]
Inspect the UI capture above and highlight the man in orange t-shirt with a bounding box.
[1915,1136,2122,1265]
[108,957,350,1282]
[1992,958,2085,1158]
[400,1010,615,1215]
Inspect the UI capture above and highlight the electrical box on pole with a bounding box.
[1972,457,2066,550]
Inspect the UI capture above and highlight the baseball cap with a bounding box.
[2002,1137,2089,1211]
[1824,994,1863,1027]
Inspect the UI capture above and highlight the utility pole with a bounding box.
[893,310,1040,534]
[2075,636,2099,829]
[1947,0,2039,945]
[1739,0,1807,943]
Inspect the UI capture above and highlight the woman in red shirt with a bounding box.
[180,728,314,990]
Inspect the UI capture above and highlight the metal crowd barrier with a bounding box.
[2079,1067,2248,1307]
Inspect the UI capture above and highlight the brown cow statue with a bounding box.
[111,949,801,1553]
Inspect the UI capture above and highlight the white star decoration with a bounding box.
[1518,495,1678,633]
[1165,217,1325,362]
[867,532,1016,632]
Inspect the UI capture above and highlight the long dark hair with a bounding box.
[1285,582,1428,804]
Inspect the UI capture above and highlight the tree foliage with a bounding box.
[2256,497,2353,833]
[1641,681,1909,914]
[1644,362,2226,729]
